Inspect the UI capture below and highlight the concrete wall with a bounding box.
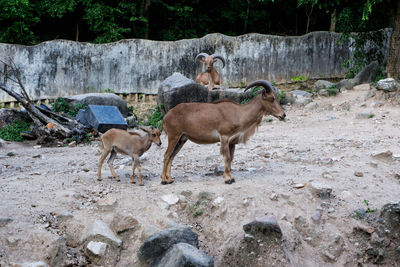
[0,31,388,102]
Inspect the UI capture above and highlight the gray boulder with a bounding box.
[155,243,214,267]
[243,215,282,238]
[355,61,379,83]
[376,78,399,92]
[288,90,312,106]
[138,226,199,265]
[65,93,129,117]
[83,220,122,247]
[157,72,262,114]
[313,80,334,92]
[337,61,379,91]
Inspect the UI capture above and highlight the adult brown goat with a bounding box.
[195,53,226,90]
[160,80,286,185]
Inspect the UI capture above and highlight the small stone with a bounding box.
[161,194,179,206]
[269,193,278,201]
[368,161,378,168]
[305,102,318,111]
[311,210,321,223]
[178,195,187,203]
[213,197,224,206]
[154,243,213,267]
[354,171,364,177]
[86,241,107,256]
[371,150,393,162]
[68,141,77,147]
[309,182,332,199]
[82,168,90,172]
[112,214,139,234]
[244,233,255,242]
[294,183,306,189]
[340,191,355,201]
[6,236,20,246]
[83,220,122,247]
[21,261,48,267]
[32,154,41,158]
[97,196,117,211]
[0,217,13,227]
[364,88,377,100]
[354,208,366,219]
[243,214,282,237]
[370,101,384,108]
[322,172,333,180]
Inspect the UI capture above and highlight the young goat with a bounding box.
[97,127,161,185]
[195,53,226,90]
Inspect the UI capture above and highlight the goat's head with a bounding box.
[195,53,226,72]
[139,126,162,146]
[245,80,286,121]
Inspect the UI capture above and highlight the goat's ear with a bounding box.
[261,89,267,99]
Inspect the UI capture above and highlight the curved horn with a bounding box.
[195,52,209,62]
[138,125,152,134]
[211,54,225,68]
[244,80,273,93]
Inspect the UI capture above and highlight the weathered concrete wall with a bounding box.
[0,31,389,102]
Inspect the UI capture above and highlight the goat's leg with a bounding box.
[107,149,120,182]
[97,148,111,180]
[166,135,188,181]
[220,137,232,184]
[228,143,236,183]
[133,155,144,186]
[130,156,136,184]
[161,135,181,184]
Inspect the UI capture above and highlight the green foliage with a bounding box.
[51,97,87,117]
[0,119,31,142]
[187,191,211,218]
[327,84,338,96]
[364,199,377,213]
[7,152,16,157]
[146,105,164,129]
[290,75,307,82]
[276,91,287,104]
[101,88,115,93]
[240,87,259,104]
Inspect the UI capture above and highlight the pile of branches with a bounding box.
[0,59,95,146]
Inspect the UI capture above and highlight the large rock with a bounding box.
[313,80,334,92]
[138,226,199,265]
[336,78,359,91]
[157,73,259,114]
[83,220,122,247]
[155,243,214,267]
[376,78,399,92]
[288,90,312,106]
[0,108,31,127]
[66,93,129,117]
[354,61,379,83]
[243,215,282,237]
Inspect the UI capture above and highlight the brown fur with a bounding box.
[196,56,222,90]
[97,127,161,185]
[160,89,286,185]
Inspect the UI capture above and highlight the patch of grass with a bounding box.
[276,91,287,104]
[327,84,338,96]
[101,88,115,93]
[290,75,307,82]
[7,152,16,157]
[51,97,87,117]
[364,200,378,213]
[240,87,259,104]
[145,105,164,129]
[368,114,375,119]
[0,119,31,142]
[187,191,211,218]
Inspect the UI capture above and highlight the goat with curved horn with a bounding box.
[160,79,286,185]
[195,52,225,90]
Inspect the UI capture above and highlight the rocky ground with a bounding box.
[0,85,400,266]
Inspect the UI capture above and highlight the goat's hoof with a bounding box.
[230,178,235,183]
[116,179,120,182]
[131,181,136,184]
[167,180,174,184]
[97,178,102,181]
[225,180,232,184]
[139,183,144,186]
[161,181,168,185]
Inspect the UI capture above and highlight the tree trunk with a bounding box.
[387,0,400,79]
[330,9,336,32]
[75,22,79,42]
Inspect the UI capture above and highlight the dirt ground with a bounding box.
[0,87,399,266]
